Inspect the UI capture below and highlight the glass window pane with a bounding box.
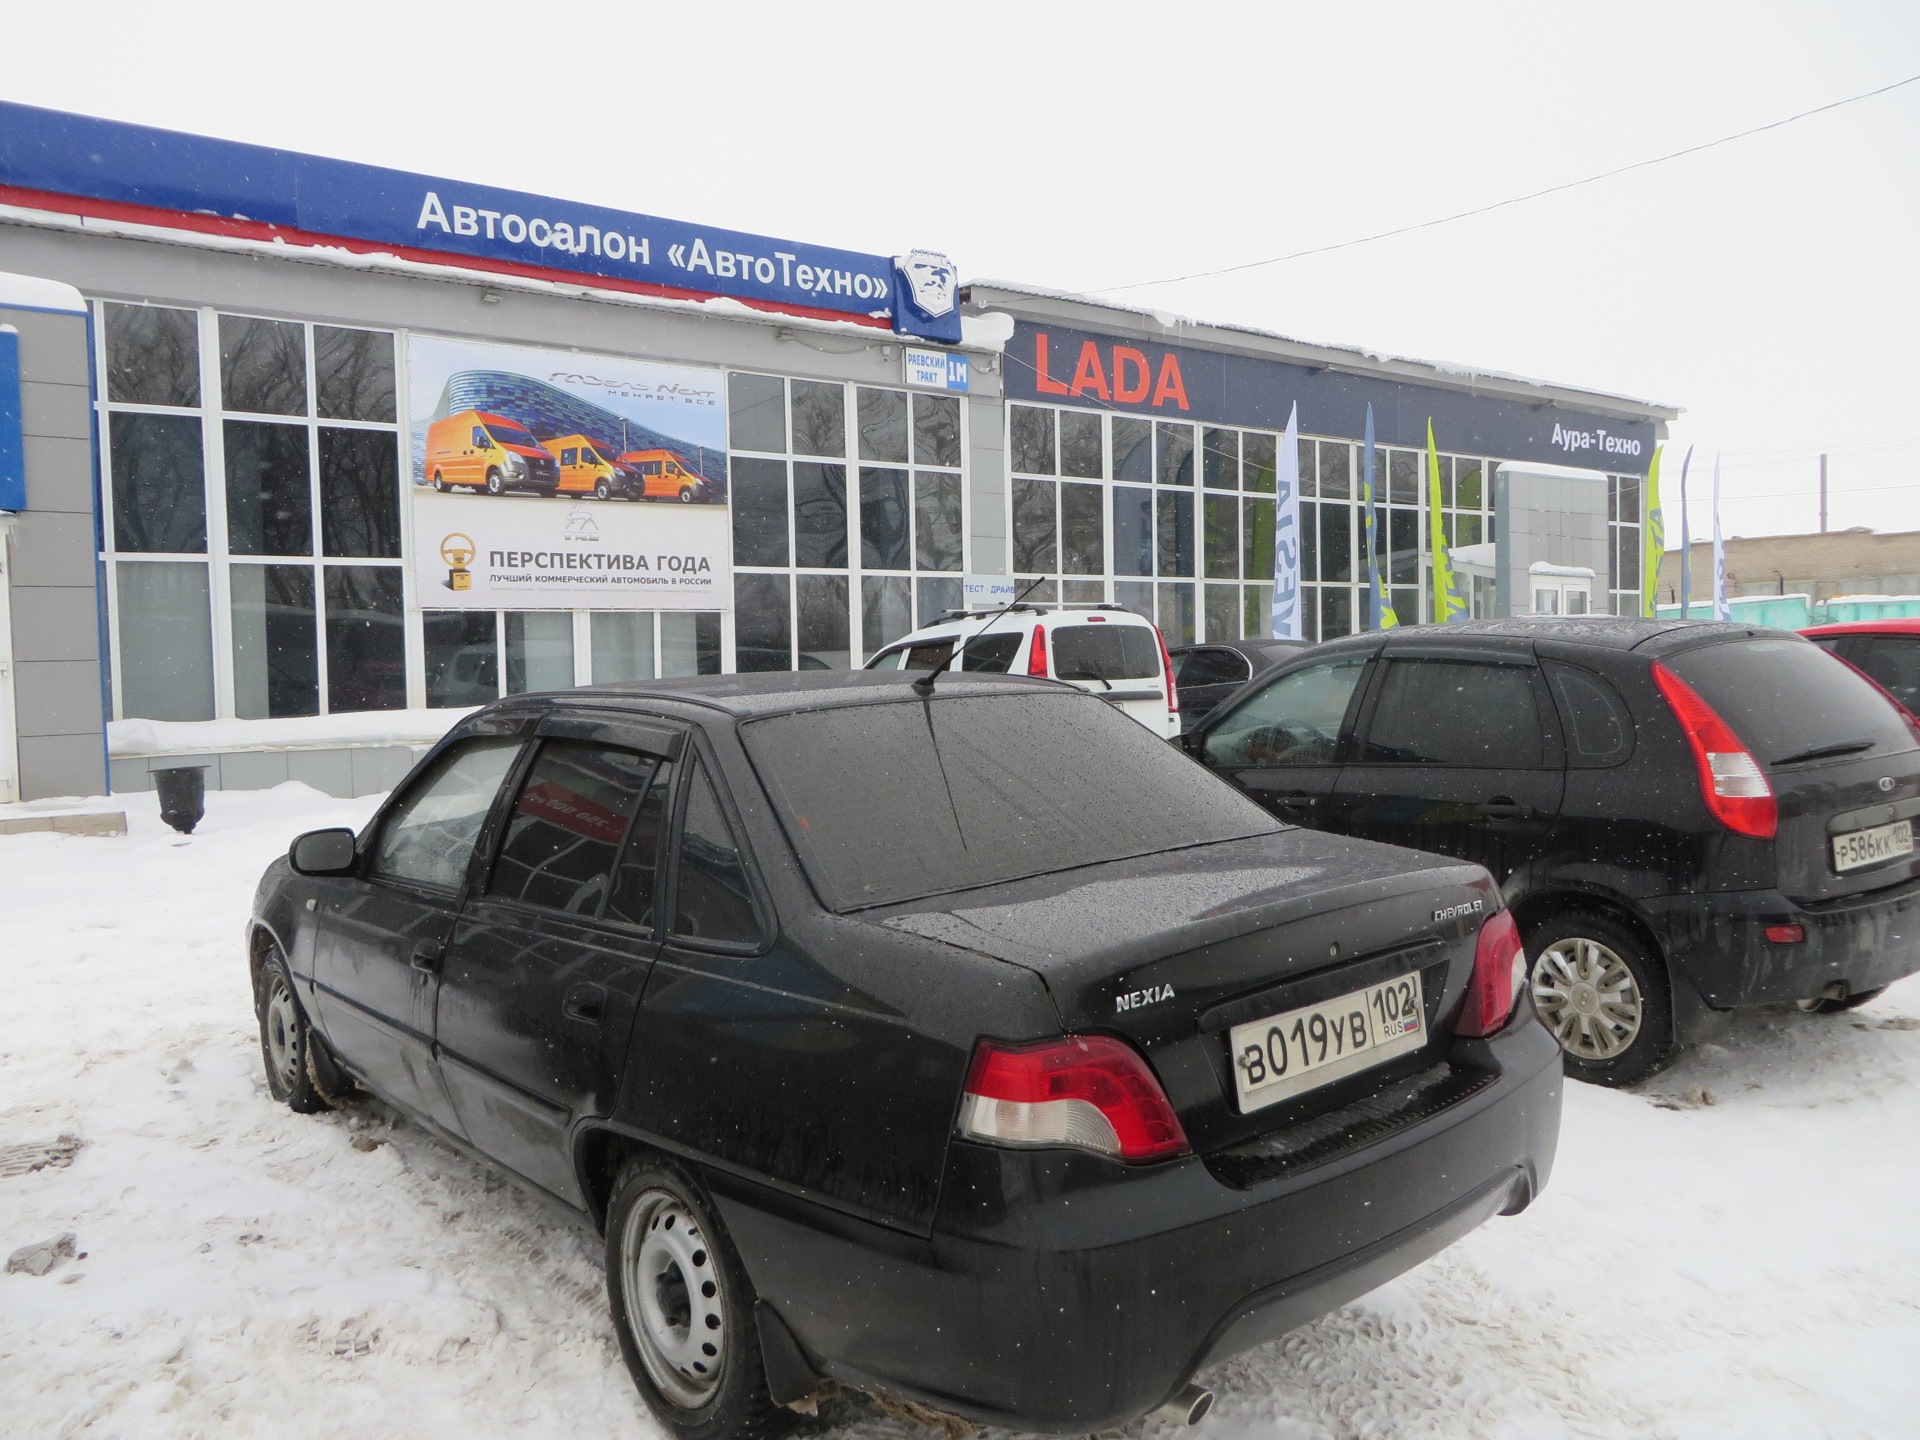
[1456,460,1484,511]
[859,466,911,570]
[792,463,848,567]
[1456,513,1483,547]
[506,610,575,693]
[1364,660,1545,766]
[1156,422,1194,486]
[796,574,850,669]
[1389,508,1419,585]
[673,760,761,945]
[855,386,907,463]
[1243,496,1275,582]
[916,576,962,625]
[1616,474,1641,524]
[324,565,405,711]
[314,326,396,422]
[1618,523,1641,590]
[1317,440,1351,499]
[591,610,655,684]
[1204,494,1239,579]
[490,740,653,915]
[1062,579,1105,603]
[1060,482,1103,576]
[1010,404,1056,475]
[1158,581,1196,645]
[371,738,523,890]
[862,575,912,659]
[1205,583,1241,641]
[914,470,962,572]
[792,380,846,457]
[1113,417,1152,481]
[1113,485,1153,576]
[729,373,786,454]
[912,393,961,468]
[1388,449,1419,504]
[425,610,498,707]
[1243,432,1277,494]
[319,427,401,558]
[110,412,206,553]
[1321,585,1352,640]
[1298,438,1317,497]
[231,563,317,719]
[1015,577,1059,604]
[606,758,675,930]
[1320,502,1352,582]
[735,573,793,671]
[116,561,213,720]
[1114,579,1154,620]
[1393,586,1419,625]
[729,456,789,568]
[1060,409,1103,479]
[219,314,307,416]
[224,420,311,556]
[1244,583,1273,638]
[105,303,200,407]
[663,612,722,676]
[1302,500,1318,578]
[1203,428,1239,490]
[1012,477,1057,574]
[1156,489,1194,577]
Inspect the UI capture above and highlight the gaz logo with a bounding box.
[1433,899,1484,923]
[1116,983,1175,1013]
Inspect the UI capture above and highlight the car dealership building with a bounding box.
[0,101,1677,803]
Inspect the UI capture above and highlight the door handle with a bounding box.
[1273,791,1319,811]
[410,941,445,973]
[563,984,606,1026]
[1477,797,1530,820]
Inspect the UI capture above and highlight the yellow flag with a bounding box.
[1427,421,1466,623]
[1641,447,1665,619]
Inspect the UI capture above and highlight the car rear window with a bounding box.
[1050,623,1161,682]
[742,692,1278,910]
[1664,638,1916,765]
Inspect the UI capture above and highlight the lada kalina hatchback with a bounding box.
[1188,617,1920,1085]
[250,671,1561,1438]
[865,604,1181,738]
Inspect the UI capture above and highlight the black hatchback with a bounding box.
[1186,617,1920,1085]
[249,671,1559,1437]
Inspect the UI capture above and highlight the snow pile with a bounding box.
[107,709,475,758]
[3,786,1919,1437]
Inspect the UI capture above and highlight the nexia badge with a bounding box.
[904,348,969,392]
[1116,983,1175,1013]
[1433,900,1485,923]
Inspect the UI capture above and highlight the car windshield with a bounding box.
[1665,637,1916,766]
[486,423,536,445]
[742,692,1278,910]
[1051,624,1160,681]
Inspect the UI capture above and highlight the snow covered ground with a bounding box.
[3,784,1917,1439]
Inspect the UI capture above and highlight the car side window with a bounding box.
[371,737,523,890]
[605,759,676,930]
[671,758,762,946]
[1202,657,1367,768]
[1546,663,1635,767]
[1851,636,1920,714]
[1361,659,1546,767]
[1178,648,1252,687]
[470,425,487,447]
[961,632,1022,672]
[487,740,656,916]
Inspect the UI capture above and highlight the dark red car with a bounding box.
[1802,619,1920,719]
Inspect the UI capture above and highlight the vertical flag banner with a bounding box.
[1678,445,1694,619]
[1362,405,1399,629]
[1271,403,1303,639]
[1712,452,1728,621]
[1641,445,1664,619]
[1426,420,1467,623]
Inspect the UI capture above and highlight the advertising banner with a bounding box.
[408,335,731,611]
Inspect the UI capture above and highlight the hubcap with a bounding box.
[265,977,300,1090]
[621,1189,725,1408]
[1533,937,1643,1062]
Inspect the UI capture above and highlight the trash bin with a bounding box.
[153,765,207,835]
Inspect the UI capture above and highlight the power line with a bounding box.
[1092,71,1920,294]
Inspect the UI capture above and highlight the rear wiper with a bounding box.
[1059,668,1112,690]
[1773,738,1876,766]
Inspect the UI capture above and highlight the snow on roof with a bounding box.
[0,269,86,314]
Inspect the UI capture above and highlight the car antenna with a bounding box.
[912,577,1048,698]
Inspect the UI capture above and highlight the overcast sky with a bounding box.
[7,1,1916,543]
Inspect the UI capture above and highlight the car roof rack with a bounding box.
[933,602,1135,622]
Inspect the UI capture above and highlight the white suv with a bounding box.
[865,605,1180,738]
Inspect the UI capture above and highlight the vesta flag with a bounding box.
[1271,403,1303,639]
[1426,421,1468,623]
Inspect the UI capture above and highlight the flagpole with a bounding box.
[1678,445,1694,619]
[1711,452,1728,622]
[1271,403,1303,640]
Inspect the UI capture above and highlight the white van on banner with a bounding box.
[407,334,732,611]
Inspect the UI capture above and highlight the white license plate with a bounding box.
[1229,970,1426,1114]
[1832,818,1915,873]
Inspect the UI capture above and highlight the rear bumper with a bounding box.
[711,1013,1562,1432]
[1651,877,1920,1006]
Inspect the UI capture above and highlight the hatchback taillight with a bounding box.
[957,1035,1189,1163]
[1650,661,1777,839]
[1027,623,1049,677]
[1457,910,1526,1038]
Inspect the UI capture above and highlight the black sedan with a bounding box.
[1170,638,1311,730]
[249,671,1561,1437]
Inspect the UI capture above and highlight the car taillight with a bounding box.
[1650,661,1777,839]
[1154,625,1179,713]
[1027,623,1049,677]
[1457,910,1526,1038]
[957,1035,1190,1163]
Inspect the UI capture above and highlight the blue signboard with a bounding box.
[0,101,962,344]
[0,327,23,512]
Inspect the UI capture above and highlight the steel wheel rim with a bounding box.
[1533,937,1643,1061]
[621,1189,725,1409]
[264,976,300,1090]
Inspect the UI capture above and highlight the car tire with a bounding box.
[432,471,448,493]
[596,477,612,500]
[606,1155,788,1440]
[1525,909,1676,1087]
[256,946,336,1114]
[485,467,504,496]
[679,485,695,503]
[1796,984,1890,1014]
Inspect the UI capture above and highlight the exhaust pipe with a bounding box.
[1148,1383,1215,1426]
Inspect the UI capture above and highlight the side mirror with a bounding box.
[290,828,357,876]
